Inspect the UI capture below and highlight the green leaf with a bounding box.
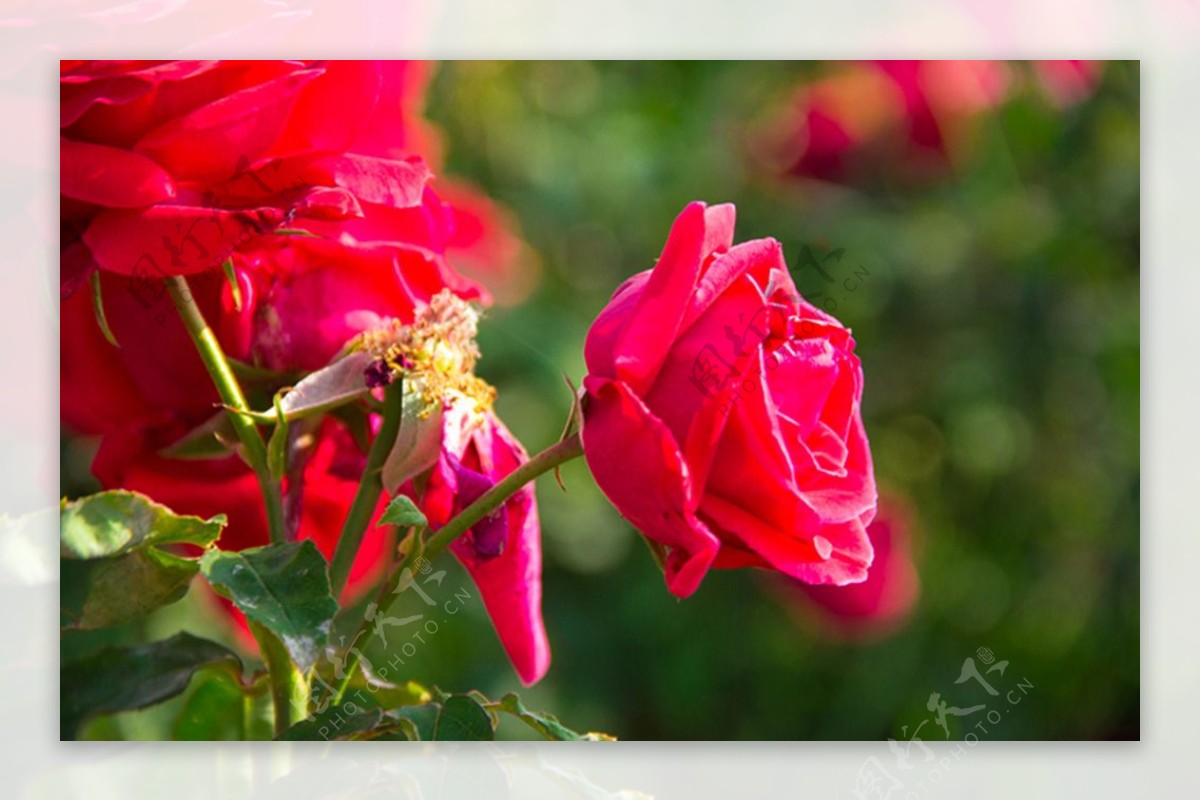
[63,549,196,630]
[390,703,441,741]
[382,381,443,493]
[200,541,337,672]
[492,692,604,741]
[276,705,384,741]
[89,270,119,348]
[378,494,428,531]
[60,491,226,629]
[61,490,225,559]
[173,669,273,741]
[389,694,495,741]
[435,695,495,740]
[61,632,242,738]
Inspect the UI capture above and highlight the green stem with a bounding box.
[166,276,287,545]
[327,431,585,706]
[248,620,309,736]
[328,542,419,707]
[328,380,404,597]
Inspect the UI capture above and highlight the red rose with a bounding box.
[58,59,501,441]
[63,62,404,283]
[60,60,526,427]
[60,61,547,683]
[581,201,877,597]
[61,60,489,303]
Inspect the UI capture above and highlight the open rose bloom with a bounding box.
[581,201,877,597]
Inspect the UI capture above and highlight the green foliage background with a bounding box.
[62,61,1139,740]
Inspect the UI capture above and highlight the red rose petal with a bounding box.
[613,201,735,394]
[581,376,721,598]
[446,415,551,686]
[61,137,176,208]
[83,204,288,277]
[135,67,321,181]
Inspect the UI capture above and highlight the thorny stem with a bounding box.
[326,431,585,705]
[423,432,583,562]
[167,276,304,731]
[165,276,286,545]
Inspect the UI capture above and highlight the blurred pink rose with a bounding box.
[771,493,919,640]
[762,60,1011,184]
[1033,60,1103,108]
